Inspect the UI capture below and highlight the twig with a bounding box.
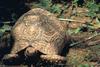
[70,33,100,47]
[0,22,11,24]
[59,18,84,23]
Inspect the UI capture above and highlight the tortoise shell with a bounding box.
[10,8,67,57]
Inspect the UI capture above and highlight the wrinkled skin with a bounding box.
[3,8,67,65]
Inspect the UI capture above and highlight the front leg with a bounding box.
[40,55,66,63]
[2,54,24,65]
[3,54,18,60]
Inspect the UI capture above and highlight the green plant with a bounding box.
[50,4,62,13]
[72,0,79,6]
[79,64,89,67]
[67,27,81,35]
[86,0,99,18]
[32,0,62,14]
[79,64,94,67]
[39,0,52,9]
[0,23,11,37]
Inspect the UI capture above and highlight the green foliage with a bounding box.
[0,23,11,37]
[86,0,100,18]
[39,0,52,9]
[33,0,62,14]
[79,64,94,67]
[50,4,61,13]
[72,0,79,6]
[79,64,89,67]
[67,27,82,35]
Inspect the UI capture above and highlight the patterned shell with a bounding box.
[11,8,67,55]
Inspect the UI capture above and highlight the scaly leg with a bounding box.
[40,54,66,63]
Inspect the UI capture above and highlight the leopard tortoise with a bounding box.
[3,8,69,64]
